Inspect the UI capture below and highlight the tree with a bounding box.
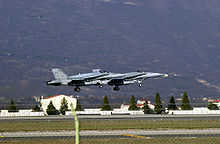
[128,95,139,110]
[32,105,41,112]
[168,96,178,110]
[154,93,163,114]
[46,101,57,115]
[8,100,16,112]
[207,102,219,110]
[75,98,83,111]
[59,97,68,115]
[181,92,192,110]
[142,100,152,114]
[101,96,112,111]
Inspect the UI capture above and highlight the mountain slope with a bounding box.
[0,0,219,101]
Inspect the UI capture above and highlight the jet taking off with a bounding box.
[46,68,165,92]
[107,71,163,91]
[46,68,109,92]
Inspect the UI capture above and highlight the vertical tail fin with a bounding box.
[52,68,69,80]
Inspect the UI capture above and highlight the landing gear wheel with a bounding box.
[74,87,80,92]
[113,86,120,91]
[139,83,142,87]
[138,80,142,87]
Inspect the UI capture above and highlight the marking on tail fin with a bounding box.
[52,68,69,80]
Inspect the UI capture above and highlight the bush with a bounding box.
[8,100,16,112]
[32,105,41,112]
[46,101,58,115]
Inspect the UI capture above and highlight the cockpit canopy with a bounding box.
[92,69,108,73]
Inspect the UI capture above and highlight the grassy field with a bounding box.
[2,137,220,144]
[0,119,220,132]
[1,119,220,144]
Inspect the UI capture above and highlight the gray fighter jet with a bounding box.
[46,68,109,92]
[107,71,164,91]
[46,68,165,92]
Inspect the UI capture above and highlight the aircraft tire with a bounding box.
[74,87,80,92]
[113,86,120,91]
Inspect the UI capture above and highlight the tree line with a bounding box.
[100,92,219,114]
[5,97,83,115]
[46,97,83,115]
[5,92,219,115]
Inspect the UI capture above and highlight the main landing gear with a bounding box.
[113,86,120,91]
[74,87,80,92]
[138,81,142,87]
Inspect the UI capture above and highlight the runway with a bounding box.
[1,129,220,141]
[1,114,220,122]
[1,134,220,141]
[3,129,220,136]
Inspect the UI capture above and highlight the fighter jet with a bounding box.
[46,68,165,92]
[107,71,163,91]
[46,68,109,92]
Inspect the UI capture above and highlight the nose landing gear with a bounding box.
[138,81,142,87]
[113,86,120,91]
[74,87,80,92]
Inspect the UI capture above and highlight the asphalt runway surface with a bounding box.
[1,114,220,122]
[1,134,220,141]
[3,129,220,136]
[1,129,220,141]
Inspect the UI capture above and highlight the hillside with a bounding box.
[0,0,220,103]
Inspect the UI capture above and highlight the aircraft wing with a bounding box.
[70,73,108,80]
[68,80,85,86]
[107,73,144,85]
[84,73,109,81]
[68,73,109,86]
[107,72,162,86]
[109,72,145,81]
[122,73,146,80]
[107,78,124,85]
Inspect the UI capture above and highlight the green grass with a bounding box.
[2,137,220,144]
[1,119,220,144]
[0,119,220,132]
